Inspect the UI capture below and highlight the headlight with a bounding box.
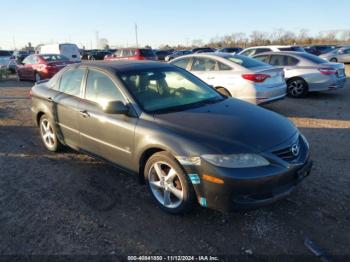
[201,154,269,168]
[176,156,201,166]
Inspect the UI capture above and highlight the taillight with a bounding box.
[242,74,270,83]
[319,68,336,75]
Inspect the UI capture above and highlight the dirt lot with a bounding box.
[0,68,349,261]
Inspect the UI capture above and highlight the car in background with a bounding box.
[239,45,305,57]
[38,43,81,62]
[303,46,319,56]
[192,47,216,53]
[165,50,193,62]
[319,47,350,63]
[155,50,173,61]
[82,50,112,60]
[305,45,336,56]
[31,61,312,214]
[17,54,73,82]
[104,48,157,61]
[170,53,286,104]
[12,50,32,63]
[0,50,16,73]
[253,52,346,97]
[216,47,243,54]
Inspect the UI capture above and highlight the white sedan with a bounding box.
[169,53,286,105]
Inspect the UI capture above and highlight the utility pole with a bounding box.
[135,23,139,48]
[95,31,99,49]
[12,37,16,50]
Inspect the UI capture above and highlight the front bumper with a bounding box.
[184,158,312,212]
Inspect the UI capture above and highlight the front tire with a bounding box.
[145,152,196,214]
[287,78,308,98]
[39,114,62,152]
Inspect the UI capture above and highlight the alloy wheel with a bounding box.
[148,161,184,209]
[288,79,305,97]
[40,119,55,149]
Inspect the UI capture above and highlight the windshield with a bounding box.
[118,67,223,113]
[224,54,268,68]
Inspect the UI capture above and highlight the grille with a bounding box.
[273,137,300,162]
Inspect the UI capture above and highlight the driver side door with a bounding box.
[77,68,137,169]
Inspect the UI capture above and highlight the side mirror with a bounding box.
[102,100,128,114]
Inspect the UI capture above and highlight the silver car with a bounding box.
[170,53,286,104]
[165,50,192,62]
[319,47,350,63]
[253,51,346,97]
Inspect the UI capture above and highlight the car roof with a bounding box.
[244,45,298,49]
[81,60,173,72]
[253,51,305,56]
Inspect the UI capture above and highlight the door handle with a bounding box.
[79,110,90,118]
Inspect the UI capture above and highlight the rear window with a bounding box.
[41,55,69,62]
[140,49,155,56]
[298,53,328,64]
[0,51,12,57]
[224,54,268,68]
[279,46,305,52]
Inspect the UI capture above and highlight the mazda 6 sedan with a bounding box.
[31,61,312,214]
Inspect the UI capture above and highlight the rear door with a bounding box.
[18,55,36,80]
[269,54,299,79]
[54,67,86,148]
[189,57,218,84]
[77,68,136,168]
[337,48,350,63]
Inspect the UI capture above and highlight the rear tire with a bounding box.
[216,87,231,97]
[39,114,62,152]
[330,58,337,62]
[144,152,196,214]
[35,72,41,82]
[287,78,308,98]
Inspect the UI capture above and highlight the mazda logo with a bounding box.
[291,144,300,156]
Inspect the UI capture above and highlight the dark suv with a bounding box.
[31,61,312,214]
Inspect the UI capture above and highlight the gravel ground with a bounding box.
[0,68,349,261]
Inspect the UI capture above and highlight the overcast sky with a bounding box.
[0,0,349,49]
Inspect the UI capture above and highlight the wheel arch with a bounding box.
[215,86,232,96]
[138,147,166,184]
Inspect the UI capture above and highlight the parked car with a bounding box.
[305,45,336,56]
[155,50,173,61]
[303,46,319,56]
[165,50,193,62]
[82,50,112,60]
[170,53,286,104]
[0,50,16,73]
[253,52,346,97]
[319,47,350,63]
[12,50,32,63]
[192,47,216,53]
[216,47,243,54]
[239,45,305,57]
[38,43,81,62]
[30,61,312,214]
[104,48,157,61]
[17,54,73,82]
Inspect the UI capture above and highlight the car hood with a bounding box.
[154,98,297,154]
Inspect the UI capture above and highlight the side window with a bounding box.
[285,56,299,66]
[255,48,272,54]
[342,49,350,54]
[242,49,256,56]
[85,70,124,105]
[172,57,190,69]
[270,55,285,66]
[254,55,270,63]
[191,58,216,71]
[59,68,85,96]
[218,62,232,70]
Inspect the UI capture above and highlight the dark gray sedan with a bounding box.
[31,61,312,214]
